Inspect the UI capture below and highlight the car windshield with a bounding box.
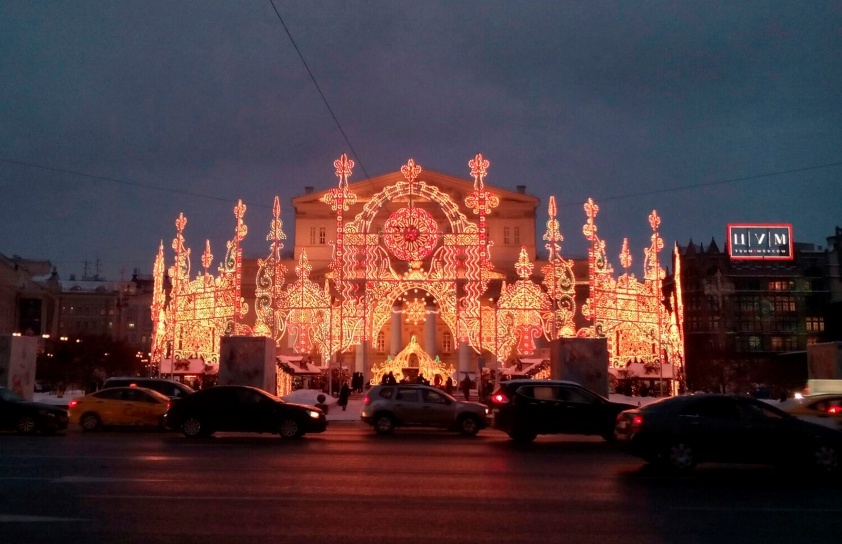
[0,388,24,402]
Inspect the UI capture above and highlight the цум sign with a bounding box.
[727,224,793,260]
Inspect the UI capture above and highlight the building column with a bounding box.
[391,304,402,356]
[424,304,436,357]
[458,340,470,375]
[355,340,366,375]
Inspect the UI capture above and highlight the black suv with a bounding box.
[489,379,635,442]
[102,377,194,399]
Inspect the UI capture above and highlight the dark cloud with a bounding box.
[1,1,840,278]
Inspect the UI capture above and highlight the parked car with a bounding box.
[164,385,327,439]
[488,379,635,442]
[614,394,841,472]
[361,384,488,436]
[102,377,194,399]
[68,386,170,431]
[0,386,68,435]
[784,394,842,432]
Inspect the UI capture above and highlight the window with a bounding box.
[503,227,510,245]
[396,389,420,402]
[422,389,449,404]
[807,317,824,332]
[768,280,794,291]
[528,386,559,400]
[442,331,452,354]
[376,331,385,353]
[684,397,739,419]
[560,385,597,404]
[309,226,316,245]
[319,227,326,245]
[513,226,520,245]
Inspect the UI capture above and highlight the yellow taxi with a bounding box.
[784,394,842,432]
[69,386,170,431]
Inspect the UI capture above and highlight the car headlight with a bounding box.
[308,410,321,419]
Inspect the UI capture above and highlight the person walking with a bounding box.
[444,377,454,396]
[460,375,471,401]
[338,382,351,411]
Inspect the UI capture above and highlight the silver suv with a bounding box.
[361,384,489,436]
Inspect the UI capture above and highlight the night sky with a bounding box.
[1,1,840,280]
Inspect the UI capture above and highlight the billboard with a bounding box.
[727,223,793,260]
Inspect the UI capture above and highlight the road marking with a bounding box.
[0,515,88,523]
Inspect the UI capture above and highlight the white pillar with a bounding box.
[424,304,436,356]
[355,340,366,375]
[458,340,470,374]
[391,304,402,356]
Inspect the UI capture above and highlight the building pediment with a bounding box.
[292,168,539,210]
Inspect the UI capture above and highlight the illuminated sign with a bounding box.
[727,224,793,260]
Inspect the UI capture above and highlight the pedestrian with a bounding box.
[461,375,471,401]
[445,377,454,396]
[338,382,351,411]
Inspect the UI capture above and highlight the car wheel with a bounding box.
[811,443,839,473]
[508,429,537,443]
[16,415,37,435]
[374,413,395,435]
[181,416,204,438]
[457,415,481,437]
[80,413,101,432]
[666,441,696,471]
[278,417,302,439]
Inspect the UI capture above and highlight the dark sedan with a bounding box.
[164,385,327,439]
[0,386,69,435]
[614,394,841,472]
[488,379,635,442]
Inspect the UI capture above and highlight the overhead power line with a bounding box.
[2,157,840,209]
[267,0,371,181]
[565,160,842,207]
[0,157,270,209]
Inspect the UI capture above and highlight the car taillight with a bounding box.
[68,400,78,409]
[166,401,171,410]
[491,393,509,404]
[829,406,839,414]
[363,396,371,405]
[631,415,644,432]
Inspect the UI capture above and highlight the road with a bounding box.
[1,423,840,544]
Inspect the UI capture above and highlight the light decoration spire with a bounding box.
[254,196,288,342]
[150,241,168,365]
[541,196,577,338]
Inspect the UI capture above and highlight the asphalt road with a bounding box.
[1,423,840,544]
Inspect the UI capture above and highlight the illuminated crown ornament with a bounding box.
[323,154,357,212]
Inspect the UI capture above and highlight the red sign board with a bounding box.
[727,224,793,260]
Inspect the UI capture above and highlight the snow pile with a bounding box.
[282,389,335,407]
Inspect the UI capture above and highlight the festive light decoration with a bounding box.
[368,335,456,385]
[149,154,684,394]
[253,196,288,343]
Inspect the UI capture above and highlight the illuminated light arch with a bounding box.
[330,155,496,354]
[368,335,456,385]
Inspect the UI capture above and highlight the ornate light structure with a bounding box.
[149,154,684,394]
[254,196,288,343]
[368,335,456,385]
